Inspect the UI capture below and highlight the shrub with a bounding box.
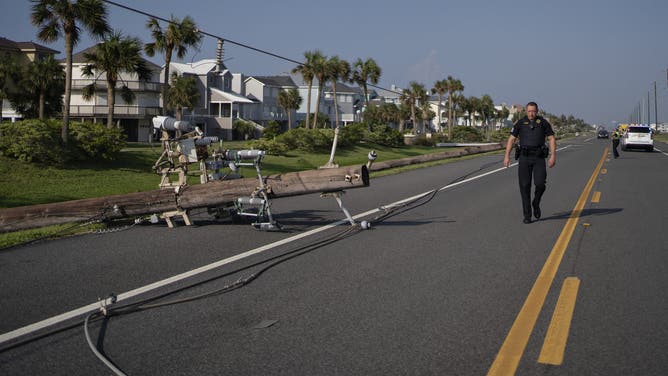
[276,128,333,152]
[0,119,64,163]
[69,122,126,161]
[233,119,257,140]
[451,126,483,142]
[246,138,289,156]
[366,124,404,147]
[0,119,126,164]
[489,128,511,142]
[262,120,281,139]
[339,122,366,146]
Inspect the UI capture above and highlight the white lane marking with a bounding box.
[0,145,572,345]
[654,146,668,156]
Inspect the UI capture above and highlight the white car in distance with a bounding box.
[621,126,653,152]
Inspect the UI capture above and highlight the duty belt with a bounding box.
[518,145,546,157]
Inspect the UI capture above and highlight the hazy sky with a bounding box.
[2,0,667,128]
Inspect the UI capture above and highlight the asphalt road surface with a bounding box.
[1,136,667,375]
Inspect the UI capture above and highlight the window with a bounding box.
[628,127,650,133]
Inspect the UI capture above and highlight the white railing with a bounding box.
[69,105,162,116]
[71,79,162,92]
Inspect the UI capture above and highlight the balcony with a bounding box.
[69,105,162,118]
[71,79,162,92]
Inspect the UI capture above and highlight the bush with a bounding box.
[69,122,126,161]
[246,138,289,156]
[0,119,126,164]
[339,122,366,146]
[489,128,511,142]
[451,126,483,142]
[262,120,281,139]
[276,128,333,152]
[0,119,64,163]
[366,124,404,147]
[233,119,258,140]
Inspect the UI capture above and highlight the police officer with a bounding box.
[503,102,556,223]
[611,128,620,158]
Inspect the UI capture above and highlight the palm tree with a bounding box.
[478,94,495,140]
[462,96,480,127]
[31,0,110,144]
[168,72,199,120]
[81,31,152,128]
[445,76,464,139]
[292,50,323,129]
[351,58,382,112]
[401,81,427,134]
[311,52,328,129]
[22,56,65,119]
[378,102,401,127]
[398,102,412,132]
[145,15,202,116]
[420,100,435,133]
[496,105,510,128]
[323,56,351,168]
[0,54,21,118]
[277,87,302,129]
[450,93,465,127]
[432,79,448,132]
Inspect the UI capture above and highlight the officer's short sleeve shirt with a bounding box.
[511,116,554,147]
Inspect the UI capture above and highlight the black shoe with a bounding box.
[533,205,541,220]
[523,218,532,224]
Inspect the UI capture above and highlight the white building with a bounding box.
[68,44,163,142]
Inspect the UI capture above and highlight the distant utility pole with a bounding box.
[647,90,652,126]
[654,81,658,128]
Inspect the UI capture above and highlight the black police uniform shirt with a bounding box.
[511,116,555,148]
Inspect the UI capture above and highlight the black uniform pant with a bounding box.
[612,138,619,158]
[518,154,547,219]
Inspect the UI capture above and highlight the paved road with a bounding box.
[1,136,667,375]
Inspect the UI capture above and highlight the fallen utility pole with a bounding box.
[0,165,369,233]
[368,143,503,171]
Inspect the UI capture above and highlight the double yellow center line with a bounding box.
[487,148,609,375]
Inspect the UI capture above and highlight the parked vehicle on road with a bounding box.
[621,125,653,152]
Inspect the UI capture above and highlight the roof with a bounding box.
[15,41,59,54]
[69,44,161,70]
[210,87,255,103]
[326,82,358,94]
[374,85,403,99]
[0,37,21,52]
[170,59,218,75]
[0,37,59,54]
[247,75,297,87]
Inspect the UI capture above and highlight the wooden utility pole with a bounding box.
[0,165,369,233]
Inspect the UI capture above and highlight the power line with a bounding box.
[102,0,303,66]
[102,1,407,96]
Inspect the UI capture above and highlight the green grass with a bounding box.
[653,133,668,143]
[0,140,479,248]
[0,141,461,209]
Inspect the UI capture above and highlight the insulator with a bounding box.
[237,197,265,205]
[195,136,219,145]
[152,116,192,131]
[224,149,265,160]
